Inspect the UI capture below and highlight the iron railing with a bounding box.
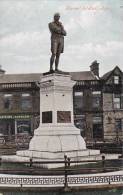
[0,156,123,188]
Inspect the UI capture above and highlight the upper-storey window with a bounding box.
[4,94,13,110]
[21,93,31,110]
[113,94,121,109]
[92,91,101,108]
[114,76,120,84]
[74,91,83,114]
[22,93,30,97]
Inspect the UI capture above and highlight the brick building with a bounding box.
[0,62,123,143]
[0,68,40,136]
[74,63,123,143]
[102,66,123,142]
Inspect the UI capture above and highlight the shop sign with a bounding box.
[0,115,31,119]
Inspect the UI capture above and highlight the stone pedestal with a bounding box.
[17,72,100,168]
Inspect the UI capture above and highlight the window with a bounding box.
[92,91,101,95]
[74,91,83,114]
[75,92,83,96]
[115,119,122,132]
[93,116,103,139]
[4,94,13,110]
[21,100,31,110]
[93,116,102,123]
[21,93,31,110]
[17,120,31,134]
[4,94,13,97]
[74,115,85,136]
[92,91,101,108]
[114,76,119,84]
[22,93,30,97]
[113,94,121,109]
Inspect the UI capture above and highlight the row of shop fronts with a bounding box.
[0,113,122,144]
[0,114,103,140]
[0,115,32,136]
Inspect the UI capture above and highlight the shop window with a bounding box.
[92,91,101,108]
[17,120,31,134]
[93,116,103,139]
[0,119,14,135]
[74,91,83,114]
[113,94,121,109]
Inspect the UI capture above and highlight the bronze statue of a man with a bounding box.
[49,13,67,71]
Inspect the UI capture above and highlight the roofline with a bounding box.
[101,66,122,81]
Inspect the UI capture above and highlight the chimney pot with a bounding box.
[90,60,99,77]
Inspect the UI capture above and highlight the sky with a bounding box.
[0,0,123,76]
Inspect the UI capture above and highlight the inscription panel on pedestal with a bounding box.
[57,111,71,123]
[42,111,52,123]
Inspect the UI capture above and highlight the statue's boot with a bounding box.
[50,63,53,71]
[55,63,58,71]
[55,56,59,71]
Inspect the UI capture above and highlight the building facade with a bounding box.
[0,70,40,136]
[0,62,123,143]
[73,63,123,143]
[102,66,123,143]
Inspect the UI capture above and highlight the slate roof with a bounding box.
[101,71,112,80]
[70,71,97,80]
[0,73,42,84]
[0,71,97,84]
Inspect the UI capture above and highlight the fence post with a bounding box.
[30,158,33,167]
[102,155,105,172]
[67,157,71,167]
[64,155,68,189]
[0,157,1,166]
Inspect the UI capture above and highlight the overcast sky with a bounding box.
[0,0,123,76]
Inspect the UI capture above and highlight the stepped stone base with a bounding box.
[16,124,100,168]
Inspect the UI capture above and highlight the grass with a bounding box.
[0,159,122,175]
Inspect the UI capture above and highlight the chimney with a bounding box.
[90,60,99,77]
[0,65,5,75]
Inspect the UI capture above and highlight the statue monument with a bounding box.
[49,13,66,71]
[2,14,100,168]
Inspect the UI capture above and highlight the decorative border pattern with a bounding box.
[0,175,122,186]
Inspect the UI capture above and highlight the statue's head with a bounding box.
[54,13,60,21]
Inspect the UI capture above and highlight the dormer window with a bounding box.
[114,76,119,84]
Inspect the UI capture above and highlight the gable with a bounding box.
[102,66,123,85]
